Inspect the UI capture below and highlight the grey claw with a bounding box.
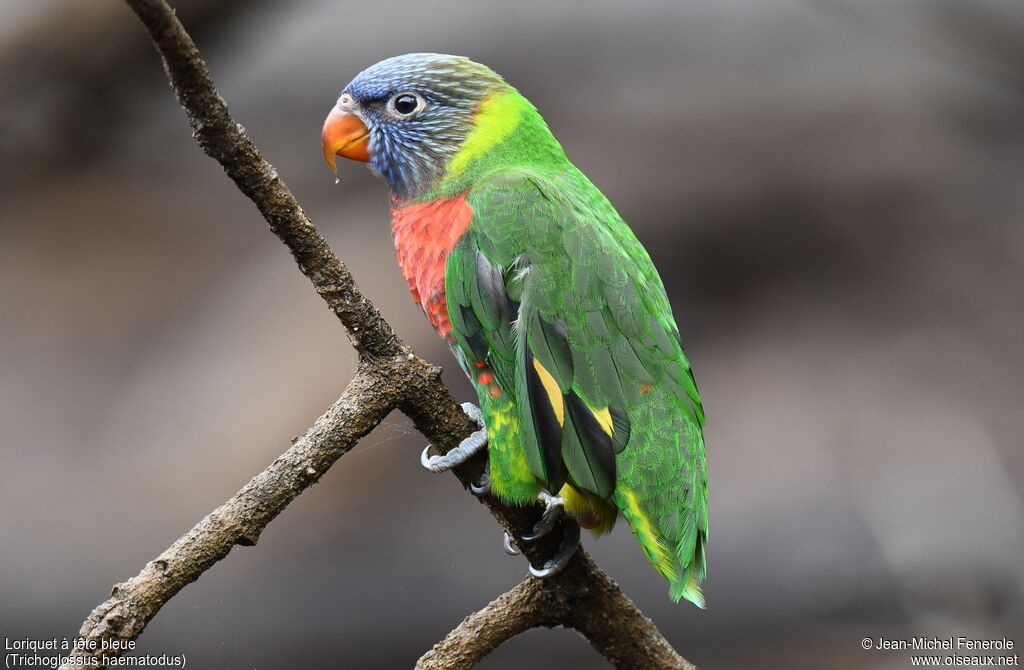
[529,522,580,578]
[420,445,435,470]
[529,563,561,578]
[503,532,520,556]
[520,527,545,543]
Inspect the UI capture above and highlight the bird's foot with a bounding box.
[510,491,579,578]
[420,403,487,473]
[528,521,580,579]
[520,491,564,542]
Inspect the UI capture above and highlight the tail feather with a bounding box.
[671,567,706,608]
[670,531,707,607]
[614,410,708,606]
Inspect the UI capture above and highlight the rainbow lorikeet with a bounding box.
[322,54,707,605]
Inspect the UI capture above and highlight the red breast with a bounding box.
[391,194,473,341]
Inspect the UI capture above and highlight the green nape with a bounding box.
[430,89,569,200]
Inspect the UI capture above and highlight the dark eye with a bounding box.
[389,93,423,117]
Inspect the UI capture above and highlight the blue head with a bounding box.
[322,53,508,200]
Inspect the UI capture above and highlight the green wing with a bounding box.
[447,168,708,604]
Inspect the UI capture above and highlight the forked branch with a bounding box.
[58,1,694,668]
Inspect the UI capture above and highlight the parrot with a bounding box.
[321,54,707,605]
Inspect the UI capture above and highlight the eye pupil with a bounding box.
[394,94,418,115]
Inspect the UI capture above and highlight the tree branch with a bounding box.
[68,365,398,652]
[58,1,695,668]
[417,552,695,670]
[123,0,401,357]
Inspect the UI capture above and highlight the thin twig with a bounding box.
[58,1,695,668]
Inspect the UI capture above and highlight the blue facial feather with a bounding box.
[340,53,506,199]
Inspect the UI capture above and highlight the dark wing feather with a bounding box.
[563,392,616,498]
[522,343,567,491]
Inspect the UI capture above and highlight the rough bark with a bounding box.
[58,1,696,668]
[417,552,695,670]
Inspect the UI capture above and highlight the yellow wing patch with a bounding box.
[532,358,564,426]
[533,357,615,438]
[590,405,613,437]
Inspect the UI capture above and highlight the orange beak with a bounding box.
[321,106,370,171]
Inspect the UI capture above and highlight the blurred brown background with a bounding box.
[2,0,1022,668]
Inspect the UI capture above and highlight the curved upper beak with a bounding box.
[321,106,370,171]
